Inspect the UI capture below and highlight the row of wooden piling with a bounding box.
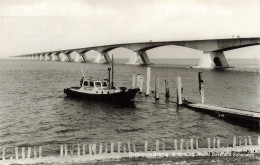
[3,136,259,160]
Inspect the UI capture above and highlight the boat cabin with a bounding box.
[82,79,109,90]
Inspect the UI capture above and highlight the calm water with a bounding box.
[0,58,259,158]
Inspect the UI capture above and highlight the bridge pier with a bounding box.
[54,53,61,61]
[63,53,73,62]
[40,54,44,60]
[81,53,88,62]
[127,50,151,65]
[127,52,139,64]
[94,53,102,63]
[101,52,112,63]
[139,51,151,64]
[196,51,229,68]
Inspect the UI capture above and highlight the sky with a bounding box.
[0,0,260,59]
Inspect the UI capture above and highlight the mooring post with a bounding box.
[110,142,114,154]
[88,144,92,155]
[174,139,178,150]
[27,147,31,159]
[99,143,102,154]
[156,140,159,152]
[180,139,183,150]
[177,76,182,105]
[144,140,148,152]
[213,137,216,148]
[238,136,242,146]
[258,135,260,145]
[64,145,68,156]
[133,142,136,152]
[146,67,151,96]
[39,146,42,158]
[244,136,247,146]
[198,72,204,104]
[123,145,127,153]
[15,147,19,159]
[165,78,170,98]
[217,138,220,148]
[117,142,121,153]
[196,138,199,149]
[34,147,37,158]
[186,140,189,150]
[70,145,74,156]
[248,136,252,145]
[162,139,165,151]
[190,139,194,149]
[77,144,80,156]
[233,136,236,148]
[139,76,144,93]
[105,143,108,154]
[22,147,25,159]
[127,141,131,152]
[132,74,136,88]
[137,74,141,88]
[92,143,96,155]
[83,144,86,155]
[60,145,63,157]
[155,76,160,100]
[207,138,211,148]
[2,147,6,160]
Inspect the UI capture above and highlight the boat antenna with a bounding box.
[81,69,86,78]
[111,54,114,89]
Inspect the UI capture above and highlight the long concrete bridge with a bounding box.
[12,37,260,68]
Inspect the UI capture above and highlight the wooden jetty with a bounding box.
[183,101,260,130]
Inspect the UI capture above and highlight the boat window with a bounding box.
[89,82,94,87]
[102,82,107,87]
[83,81,88,86]
[95,82,101,87]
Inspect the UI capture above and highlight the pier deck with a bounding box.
[183,102,260,130]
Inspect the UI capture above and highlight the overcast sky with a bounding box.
[0,0,260,59]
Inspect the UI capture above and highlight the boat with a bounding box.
[64,57,140,103]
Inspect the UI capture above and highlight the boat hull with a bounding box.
[64,88,140,103]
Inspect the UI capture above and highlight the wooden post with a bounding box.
[92,143,96,155]
[217,138,220,148]
[146,67,151,96]
[185,141,189,150]
[180,139,183,150]
[174,139,178,150]
[70,145,74,156]
[64,145,68,156]
[190,139,193,149]
[60,145,63,157]
[133,142,136,152]
[177,76,182,105]
[137,74,141,88]
[15,147,19,159]
[99,143,102,154]
[117,142,121,153]
[156,140,159,152]
[83,144,86,155]
[165,78,170,98]
[132,74,136,88]
[139,76,144,93]
[110,142,114,154]
[34,147,37,158]
[258,135,260,145]
[39,146,42,158]
[127,141,131,152]
[248,136,252,145]
[105,143,108,154]
[233,136,236,148]
[213,137,216,148]
[238,136,242,146]
[144,140,148,152]
[2,147,6,160]
[27,147,31,159]
[22,147,25,159]
[162,139,165,151]
[89,144,92,155]
[77,144,80,156]
[207,138,211,148]
[123,145,127,153]
[196,138,199,149]
[244,136,247,146]
[155,76,160,100]
[198,72,204,104]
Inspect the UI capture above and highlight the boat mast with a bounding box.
[108,68,111,89]
[111,54,114,89]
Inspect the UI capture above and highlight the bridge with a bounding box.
[12,37,260,68]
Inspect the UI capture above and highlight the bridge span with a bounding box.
[12,37,260,68]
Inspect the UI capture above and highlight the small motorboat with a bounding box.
[64,58,139,103]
